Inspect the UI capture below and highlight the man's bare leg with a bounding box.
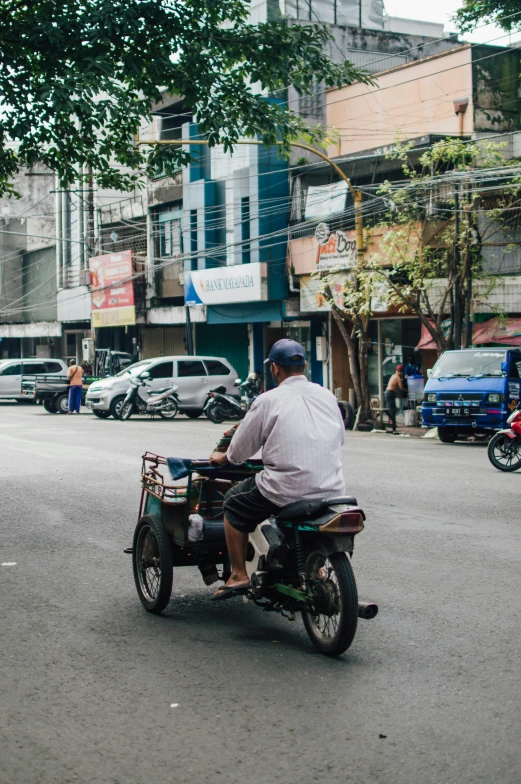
[214,516,250,595]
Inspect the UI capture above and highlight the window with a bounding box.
[45,362,63,373]
[23,362,48,375]
[510,356,521,379]
[204,360,231,376]
[177,360,206,377]
[160,219,182,258]
[0,363,21,376]
[241,197,251,264]
[115,360,152,378]
[148,361,174,379]
[299,77,322,119]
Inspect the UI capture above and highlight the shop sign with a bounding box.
[89,251,136,327]
[315,223,357,270]
[184,262,267,305]
[300,274,349,313]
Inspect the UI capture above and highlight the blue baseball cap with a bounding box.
[264,338,306,366]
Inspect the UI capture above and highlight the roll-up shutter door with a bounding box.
[142,327,187,358]
[195,324,249,380]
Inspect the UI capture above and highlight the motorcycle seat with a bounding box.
[153,387,171,394]
[276,496,357,523]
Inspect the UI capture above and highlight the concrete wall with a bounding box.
[326,46,474,158]
[472,46,521,134]
[0,165,57,324]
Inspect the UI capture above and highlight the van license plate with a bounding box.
[448,407,470,416]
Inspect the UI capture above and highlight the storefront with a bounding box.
[185,262,269,382]
[0,322,63,360]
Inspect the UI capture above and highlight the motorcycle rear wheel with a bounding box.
[302,550,358,657]
[488,432,521,472]
[206,402,225,424]
[120,400,134,420]
[159,398,179,420]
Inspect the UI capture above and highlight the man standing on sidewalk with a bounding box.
[67,359,84,414]
[385,364,407,433]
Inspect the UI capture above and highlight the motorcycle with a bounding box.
[488,400,521,471]
[204,376,259,424]
[129,453,378,657]
[120,372,180,421]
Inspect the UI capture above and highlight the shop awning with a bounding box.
[0,321,62,338]
[473,317,521,346]
[417,322,437,350]
[416,317,521,350]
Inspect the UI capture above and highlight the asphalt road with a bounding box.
[1,403,520,784]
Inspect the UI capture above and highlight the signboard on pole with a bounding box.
[89,251,136,327]
[184,262,267,306]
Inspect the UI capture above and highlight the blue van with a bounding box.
[421,348,521,442]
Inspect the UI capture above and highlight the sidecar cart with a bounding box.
[130,452,261,613]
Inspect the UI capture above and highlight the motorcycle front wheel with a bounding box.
[206,402,225,424]
[159,398,179,420]
[120,400,134,420]
[488,432,521,472]
[302,550,358,657]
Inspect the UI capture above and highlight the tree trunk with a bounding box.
[357,331,372,417]
[331,307,362,409]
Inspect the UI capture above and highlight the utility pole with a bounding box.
[453,184,462,350]
[185,304,194,354]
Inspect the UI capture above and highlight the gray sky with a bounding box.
[385,0,521,44]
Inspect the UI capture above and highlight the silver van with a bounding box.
[0,358,68,401]
[85,355,238,419]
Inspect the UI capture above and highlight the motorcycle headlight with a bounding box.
[426,393,437,403]
[487,393,501,403]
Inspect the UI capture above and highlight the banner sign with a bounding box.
[315,223,357,269]
[184,262,267,305]
[89,251,136,327]
[300,274,349,313]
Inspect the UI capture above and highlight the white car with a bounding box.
[85,355,238,419]
[0,358,68,401]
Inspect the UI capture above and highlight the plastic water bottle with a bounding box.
[188,514,204,542]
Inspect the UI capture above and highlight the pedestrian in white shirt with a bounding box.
[210,339,346,600]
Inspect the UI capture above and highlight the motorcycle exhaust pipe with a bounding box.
[358,601,378,620]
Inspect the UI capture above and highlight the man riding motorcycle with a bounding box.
[210,339,346,600]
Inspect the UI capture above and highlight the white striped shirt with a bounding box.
[227,375,346,506]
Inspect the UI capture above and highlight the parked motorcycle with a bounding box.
[120,372,180,421]
[488,400,521,471]
[130,453,378,657]
[204,376,259,424]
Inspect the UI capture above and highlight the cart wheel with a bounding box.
[132,514,173,613]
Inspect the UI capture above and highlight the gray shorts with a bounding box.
[223,476,282,533]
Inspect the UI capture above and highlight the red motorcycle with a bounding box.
[488,401,521,472]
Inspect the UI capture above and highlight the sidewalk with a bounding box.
[367,412,429,439]
[368,424,426,438]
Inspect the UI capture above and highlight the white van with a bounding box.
[85,355,238,419]
[0,359,68,401]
